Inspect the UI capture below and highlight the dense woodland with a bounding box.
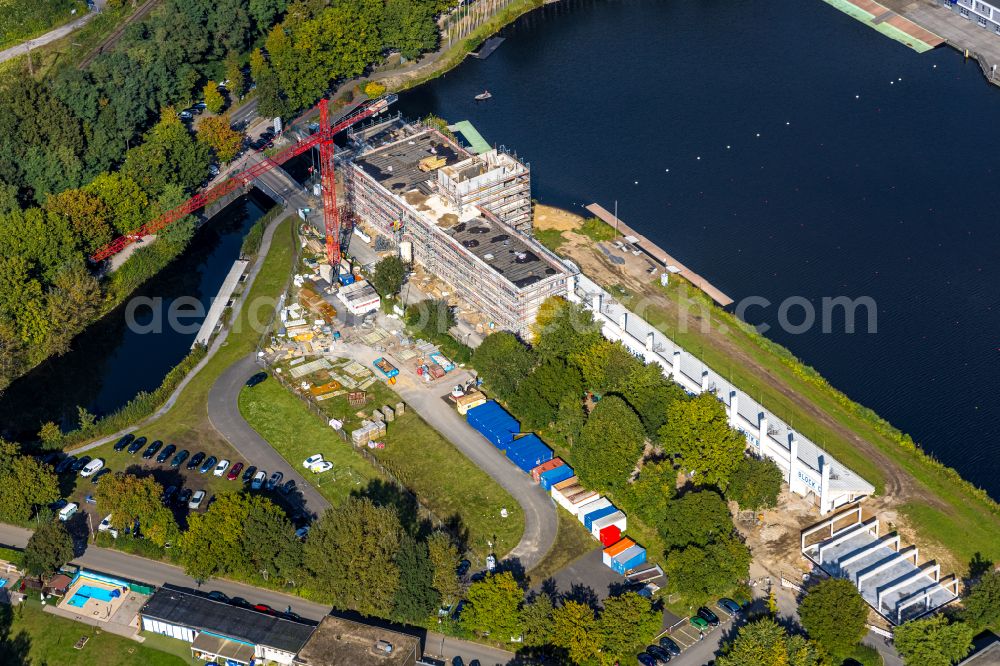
[0,0,446,394]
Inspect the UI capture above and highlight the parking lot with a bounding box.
[657,599,742,656]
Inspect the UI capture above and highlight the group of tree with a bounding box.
[0,440,60,525]
[460,571,661,664]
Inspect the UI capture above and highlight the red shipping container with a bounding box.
[599,525,622,547]
[530,458,564,482]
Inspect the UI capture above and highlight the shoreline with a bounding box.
[534,202,999,573]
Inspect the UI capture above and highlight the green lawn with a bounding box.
[526,507,597,587]
[5,598,186,666]
[242,358,524,561]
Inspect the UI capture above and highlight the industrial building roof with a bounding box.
[140,585,315,653]
[356,131,462,194]
[445,216,562,288]
[295,615,422,666]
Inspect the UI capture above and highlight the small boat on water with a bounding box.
[474,90,492,101]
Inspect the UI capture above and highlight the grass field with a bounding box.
[0,0,87,51]
[5,597,186,666]
[244,358,524,561]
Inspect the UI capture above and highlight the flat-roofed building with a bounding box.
[139,585,315,665]
[346,124,572,336]
[294,616,422,666]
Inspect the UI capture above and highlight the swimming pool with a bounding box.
[67,584,122,607]
[0,577,8,588]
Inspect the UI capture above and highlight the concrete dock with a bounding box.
[473,36,505,59]
[584,203,734,308]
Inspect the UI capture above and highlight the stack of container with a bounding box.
[591,510,628,543]
[602,538,635,567]
[539,464,575,491]
[611,541,647,574]
[578,498,613,526]
[466,401,521,449]
[505,434,553,473]
[530,458,564,482]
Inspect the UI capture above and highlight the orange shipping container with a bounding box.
[531,458,564,483]
[602,538,635,561]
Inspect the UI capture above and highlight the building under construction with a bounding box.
[345,121,572,335]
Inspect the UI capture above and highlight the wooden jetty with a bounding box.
[473,36,505,59]
[585,203,734,308]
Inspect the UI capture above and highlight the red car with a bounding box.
[253,603,276,615]
[226,462,244,481]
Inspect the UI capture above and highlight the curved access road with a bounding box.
[208,355,331,518]
[207,343,557,572]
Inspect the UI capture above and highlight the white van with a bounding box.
[58,502,78,522]
[80,458,104,477]
[98,514,119,538]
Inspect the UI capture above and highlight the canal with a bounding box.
[396,0,1000,498]
[0,190,275,440]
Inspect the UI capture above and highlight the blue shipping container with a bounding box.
[540,464,575,491]
[583,504,620,531]
[467,401,520,448]
[611,545,646,574]
[508,442,553,473]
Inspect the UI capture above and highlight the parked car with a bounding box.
[178,110,193,120]
[178,489,192,505]
[637,653,657,666]
[208,164,220,177]
[456,560,471,577]
[266,471,282,490]
[302,454,323,470]
[188,490,206,510]
[84,494,97,504]
[127,437,146,455]
[295,526,310,540]
[230,597,251,609]
[199,456,218,474]
[157,444,177,464]
[213,459,230,477]
[171,449,190,468]
[697,607,720,627]
[142,440,163,459]
[227,462,244,481]
[242,465,257,483]
[187,452,206,470]
[253,603,274,615]
[718,598,741,616]
[658,636,681,656]
[690,616,709,631]
[245,372,267,388]
[207,591,229,603]
[71,456,92,472]
[98,514,118,538]
[280,479,296,495]
[251,471,266,490]
[114,434,135,452]
[91,468,112,484]
[58,502,78,522]
[163,486,178,503]
[310,461,333,474]
[647,645,672,663]
[55,456,76,474]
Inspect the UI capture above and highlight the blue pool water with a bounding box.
[0,578,8,588]
[68,584,122,607]
[67,594,87,608]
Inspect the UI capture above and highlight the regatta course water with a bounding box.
[397,0,1000,498]
[0,191,274,437]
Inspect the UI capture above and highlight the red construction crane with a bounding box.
[90,94,397,264]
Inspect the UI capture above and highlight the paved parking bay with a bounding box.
[656,601,742,662]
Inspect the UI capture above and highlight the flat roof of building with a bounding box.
[140,585,314,654]
[356,131,463,195]
[448,120,492,154]
[295,616,422,666]
[961,634,1000,666]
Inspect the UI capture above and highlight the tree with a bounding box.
[598,592,661,662]
[23,520,74,580]
[717,617,823,666]
[893,615,974,666]
[203,81,226,114]
[660,393,746,490]
[302,497,402,617]
[0,440,59,523]
[85,172,149,235]
[380,0,437,59]
[550,600,600,665]
[571,339,641,396]
[364,81,387,98]
[405,299,454,339]
[659,489,732,551]
[574,396,645,493]
[249,0,287,33]
[531,296,603,361]
[472,332,536,402]
[38,422,63,448]
[521,594,554,648]
[123,110,210,197]
[619,357,688,440]
[197,114,243,163]
[392,536,440,623]
[461,571,524,642]
[370,256,407,297]
[726,456,783,511]
[43,188,113,252]
[798,578,867,660]
[224,53,245,99]
[94,473,179,547]
[552,394,586,447]
[508,359,583,430]
[961,568,1000,632]
[181,493,301,583]
[426,531,462,605]
[622,458,676,528]
[250,47,285,118]
[663,534,751,598]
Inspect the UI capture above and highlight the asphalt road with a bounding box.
[0,9,98,64]
[207,355,332,519]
